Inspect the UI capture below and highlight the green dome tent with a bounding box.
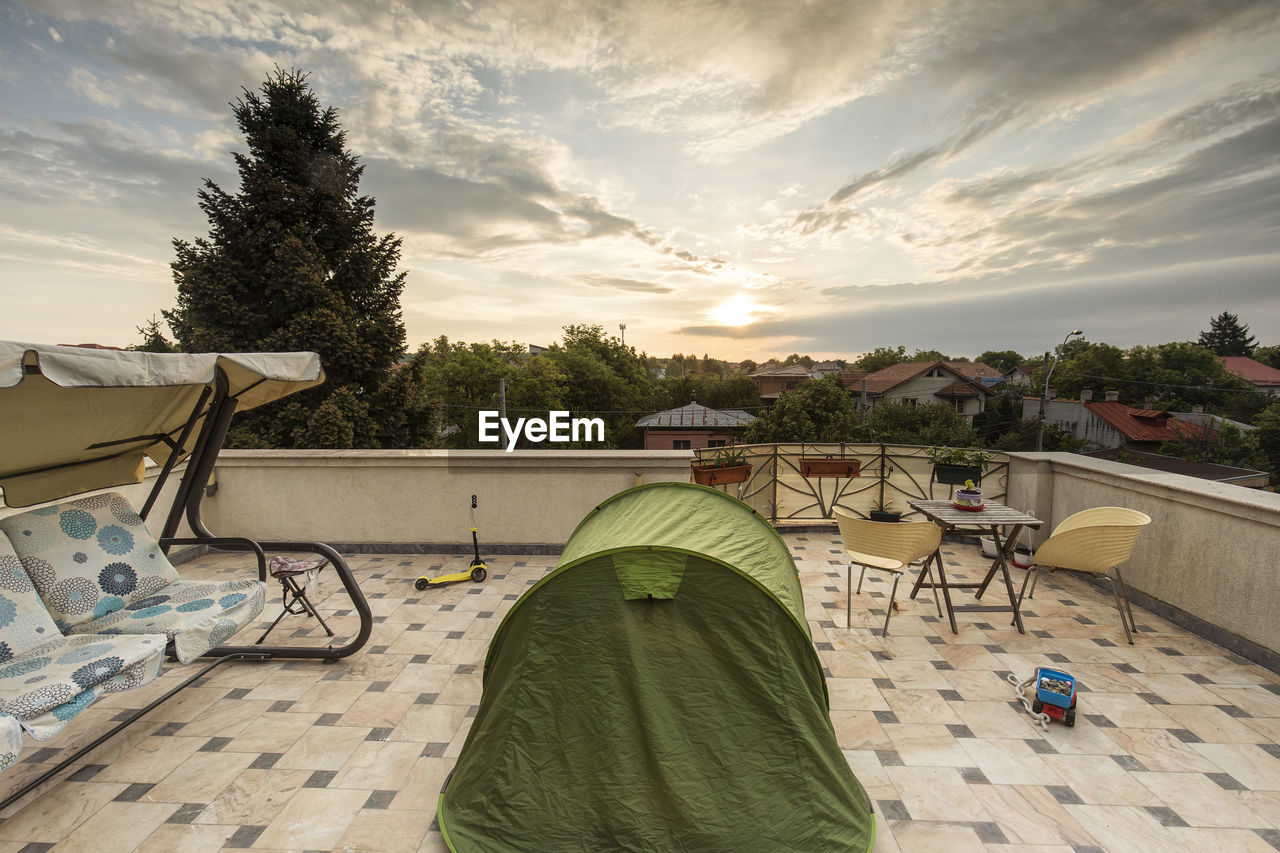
[439,482,875,852]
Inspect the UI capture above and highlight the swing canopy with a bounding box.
[0,341,323,507]
[439,481,875,852]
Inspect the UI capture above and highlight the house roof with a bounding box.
[934,381,982,398]
[1082,447,1269,486]
[1006,363,1039,376]
[841,361,991,397]
[1085,401,1211,443]
[749,364,812,378]
[944,361,1001,381]
[635,402,757,429]
[1220,356,1280,387]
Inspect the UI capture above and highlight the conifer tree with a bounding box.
[1197,311,1257,357]
[166,68,412,448]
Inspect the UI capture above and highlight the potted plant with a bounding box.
[926,446,991,486]
[868,497,901,523]
[800,454,861,479]
[691,446,753,487]
[952,478,984,511]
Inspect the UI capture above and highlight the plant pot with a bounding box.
[868,510,901,523]
[800,457,861,478]
[933,463,983,486]
[691,463,751,487]
[953,487,983,510]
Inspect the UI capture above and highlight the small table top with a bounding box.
[909,500,1044,529]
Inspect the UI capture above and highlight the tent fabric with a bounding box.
[439,482,874,852]
[0,341,323,507]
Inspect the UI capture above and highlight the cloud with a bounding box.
[577,274,673,294]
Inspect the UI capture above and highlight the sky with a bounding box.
[1,1,1278,363]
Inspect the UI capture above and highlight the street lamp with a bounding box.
[1036,330,1084,452]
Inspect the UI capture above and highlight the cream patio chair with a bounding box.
[834,508,943,636]
[1017,507,1151,644]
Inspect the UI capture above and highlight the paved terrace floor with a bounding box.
[1,532,1279,852]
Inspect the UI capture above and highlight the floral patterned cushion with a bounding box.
[70,578,267,664]
[0,631,165,741]
[0,531,68,659]
[0,493,180,631]
[0,713,20,773]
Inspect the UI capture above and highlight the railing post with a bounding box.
[771,444,779,524]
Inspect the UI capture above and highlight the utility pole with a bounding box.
[1035,351,1050,452]
[619,323,626,347]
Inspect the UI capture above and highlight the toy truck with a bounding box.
[1032,666,1077,727]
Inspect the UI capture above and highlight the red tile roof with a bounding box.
[1220,356,1280,387]
[1085,401,1212,443]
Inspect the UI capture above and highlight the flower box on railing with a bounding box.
[799,457,861,479]
[691,464,752,487]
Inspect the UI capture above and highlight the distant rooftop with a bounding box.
[635,401,756,429]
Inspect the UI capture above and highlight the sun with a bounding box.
[714,294,759,326]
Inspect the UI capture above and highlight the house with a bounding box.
[1082,447,1269,489]
[944,361,1004,387]
[1024,390,1213,449]
[840,361,993,421]
[635,401,756,450]
[1003,363,1039,386]
[1220,356,1280,395]
[811,360,843,378]
[748,364,814,403]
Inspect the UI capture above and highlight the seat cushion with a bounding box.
[0,713,21,774]
[0,632,165,740]
[0,493,180,631]
[70,578,267,663]
[0,531,67,660]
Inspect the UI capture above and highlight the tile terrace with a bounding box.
[1,533,1278,852]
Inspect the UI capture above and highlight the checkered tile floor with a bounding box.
[0,533,1277,852]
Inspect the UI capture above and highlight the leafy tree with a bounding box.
[166,68,407,448]
[543,325,652,448]
[976,350,1025,374]
[1159,423,1267,471]
[1197,311,1257,356]
[653,375,761,412]
[744,376,860,443]
[852,346,908,372]
[912,349,951,362]
[1045,342,1129,401]
[862,401,977,447]
[1252,345,1280,370]
[989,420,1088,452]
[781,353,815,368]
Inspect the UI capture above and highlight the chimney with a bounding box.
[1047,386,1056,400]
[1105,390,1119,402]
[1080,389,1093,402]
[1192,404,1204,414]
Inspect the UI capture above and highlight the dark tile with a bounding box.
[1047,653,1070,663]
[250,752,283,770]
[268,700,295,713]
[25,747,60,763]
[1060,598,1079,607]
[1253,828,1280,851]
[1047,784,1083,805]
[1111,754,1146,771]
[983,644,1005,654]
[67,764,105,782]
[1156,646,1184,657]
[439,604,456,612]
[1170,728,1204,744]
[368,593,386,600]
[366,727,393,742]
[931,660,955,671]
[316,712,344,726]
[1187,673,1213,684]
[416,693,438,705]
[367,645,389,655]
[1091,638,1116,647]
[938,689,963,702]
[876,799,911,821]
[421,742,450,757]
[975,622,994,631]
[873,748,903,767]
[947,724,975,739]
[503,594,520,601]
[225,687,252,700]
[1137,692,1169,706]
[873,678,894,690]
[815,642,834,651]
[820,601,836,610]
[455,664,477,675]
[199,737,233,752]
[872,650,893,661]
[960,766,989,784]
[1261,743,1280,761]
[467,705,479,718]
[323,669,346,681]
[446,631,466,640]
[1072,846,1106,853]
[364,789,398,810]
[114,782,155,802]
[874,710,899,725]
[1086,714,1117,729]
[406,623,425,631]
[304,770,337,788]
[1026,738,1057,754]
[225,825,267,848]
[973,822,1009,844]
[151,721,186,737]
[112,709,138,722]
[1207,772,1246,791]
[477,611,494,619]
[1075,615,1096,625]
[1034,630,1055,639]
[1113,662,1139,673]
[166,802,206,824]
[410,654,432,664]
[922,617,941,626]
[18,844,57,853]
[367,681,390,693]
[1144,806,1189,827]
[1216,704,1251,718]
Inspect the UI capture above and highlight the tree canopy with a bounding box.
[166,68,411,448]
[1197,311,1257,357]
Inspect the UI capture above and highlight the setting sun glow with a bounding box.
[714,294,759,327]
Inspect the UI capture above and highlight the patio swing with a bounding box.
[0,341,372,806]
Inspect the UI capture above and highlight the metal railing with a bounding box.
[693,443,1009,524]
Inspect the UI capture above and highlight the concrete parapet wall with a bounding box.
[1007,452,1280,662]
